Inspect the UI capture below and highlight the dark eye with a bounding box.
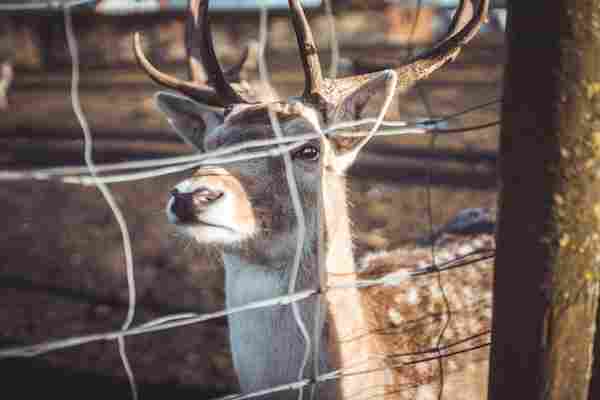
[293,145,319,161]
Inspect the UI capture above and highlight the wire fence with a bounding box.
[0,1,501,399]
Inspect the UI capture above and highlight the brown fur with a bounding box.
[358,212,495,399]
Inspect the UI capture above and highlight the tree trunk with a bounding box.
[489,1,600,399]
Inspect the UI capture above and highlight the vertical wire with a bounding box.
[258,6,312,400]
[257,6,270,84]
[311,0,340,397]
[269,105,312,400]
[309,287,323,400]
[404,1,450,398]
[63,5,138,400]
[322,0,339,79]
[418,84,451,400]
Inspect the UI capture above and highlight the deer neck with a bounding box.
[222,248,321,305]
[220,171,352,398]
[319,170,355,276]
[320,160,387,398]
[222,235,335,398]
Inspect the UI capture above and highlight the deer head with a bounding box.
[134,1,489,397]
[133,0,489,262]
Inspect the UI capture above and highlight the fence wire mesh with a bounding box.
[0,1,502,399]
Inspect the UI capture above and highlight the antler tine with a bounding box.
[133,32,224,107]
[135,0,249,108]
[187,0,251,83]
[195,0,248,105]
[287,0,324,102]
[339,0,489,93]
[387,0,489,91]
[187,0,251,90]
[446,0,475,37]
[186,0,208,83]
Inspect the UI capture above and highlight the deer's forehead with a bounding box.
[206,112,321,149]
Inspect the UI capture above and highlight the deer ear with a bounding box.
[329,70,396,171]
[154,91,223,151]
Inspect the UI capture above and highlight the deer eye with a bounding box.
[292,145,319,161]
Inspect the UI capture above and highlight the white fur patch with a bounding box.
[406,287,419,305]
[388,308,403,325]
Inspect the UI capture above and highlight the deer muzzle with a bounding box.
[166,167,257,243]
[169,187,224,224]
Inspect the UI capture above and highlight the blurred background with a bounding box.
[0,1,504,398]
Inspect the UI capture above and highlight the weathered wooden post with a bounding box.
[489,1,600,399]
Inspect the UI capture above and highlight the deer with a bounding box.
[133,0,490,398]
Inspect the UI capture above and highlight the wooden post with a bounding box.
[489,1,600,399]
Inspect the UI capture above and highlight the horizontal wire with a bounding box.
[411,250,495,277]
[0,120,494,184]
[0,119,423,182]
[209,334,493,400]
[386,331,492,361]
[0,248,493,359]
[217,379,313,400]
[62,140,308,185]
[402,342,491,366]
[0,99,500,184]
[337,300,491,349]
[313,335,494,394]
[425,98,501,124]
[335,342,492,384]
[431,121,500,135]
[7,134,321,178]
[0,289,318,358]
[0,0,97,11]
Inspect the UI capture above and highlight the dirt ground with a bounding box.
[0,26,504,399]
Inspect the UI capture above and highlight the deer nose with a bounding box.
[169,187,224,223]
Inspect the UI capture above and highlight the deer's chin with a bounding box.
[174,219,256,245]
[166,196,257,245]
[187,225,250,245]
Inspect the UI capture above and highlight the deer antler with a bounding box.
[134,0,250,108]
[287,0,324,102]
[188,0,247,104]
[287,0,489,110]
[386,0,489,91]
